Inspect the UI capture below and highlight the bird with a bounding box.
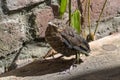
[45,19,90,64]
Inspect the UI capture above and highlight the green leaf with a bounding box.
[71,10,81,34]
[59,0,67,17]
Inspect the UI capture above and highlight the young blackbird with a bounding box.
[45,19,90,63]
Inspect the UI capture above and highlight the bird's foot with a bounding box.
[74,58,83,64]
[58,69,72,75]
[58,59,83,75]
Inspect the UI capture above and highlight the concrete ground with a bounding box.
[0,33,120,80]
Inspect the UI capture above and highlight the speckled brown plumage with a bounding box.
[45,19,90,63]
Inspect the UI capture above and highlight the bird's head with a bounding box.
[48,19,66,32]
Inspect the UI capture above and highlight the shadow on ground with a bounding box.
[67,66,120,80]
[0,58,120,80]
[0,58,75,77]
[0,59,120,80]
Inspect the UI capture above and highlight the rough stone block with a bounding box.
[34,7,54,38]
[0,20,26,57]
[90,0,120,21]
[6,0,44,11]
[71,0,120,23]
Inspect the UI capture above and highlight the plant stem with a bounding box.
[84,0,88,20]
[69,0,71,26]
[81,0,87,38]
[88,0,91,34]
[94,0,108,35]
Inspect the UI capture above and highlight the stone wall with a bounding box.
[0,0,120,73]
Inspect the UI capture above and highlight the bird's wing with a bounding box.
[60,27,90,54]
[60,27,83,46]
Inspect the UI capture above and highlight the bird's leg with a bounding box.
[76,52,80,64]
[43,49,57,59]
[74,52,83,64]
[69,52,80,69]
